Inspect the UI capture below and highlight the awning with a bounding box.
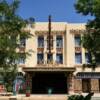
[76,72,100,79]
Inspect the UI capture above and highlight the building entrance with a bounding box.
[32,72,67,94]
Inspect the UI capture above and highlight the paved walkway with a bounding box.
[14,95,67,100]
[0,95,68,100]
[0,94,100,100]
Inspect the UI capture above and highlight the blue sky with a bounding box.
[8,0,93,22]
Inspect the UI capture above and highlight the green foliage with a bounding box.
[19,88,25,94]
[0,0,31,90]
[75,0,100,66]
[68,93,94,100]
[68,95,84,100]
[75,0,100,17]
[6,84,13,92]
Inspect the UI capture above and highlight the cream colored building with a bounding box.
[18,22,100,94]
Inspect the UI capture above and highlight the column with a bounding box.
[67,73,74,94]
[53,35,56,64]
[44,36,47,64]
[26,73,32,93]
[74,78,82,93]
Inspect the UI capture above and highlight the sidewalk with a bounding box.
[0,95,67,100]
[0,94,100,100]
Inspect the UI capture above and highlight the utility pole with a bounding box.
[48,15,51,54]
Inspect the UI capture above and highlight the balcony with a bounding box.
[18,64,25,67]
[19,46,25,53]
[37,60,64,68]
[19,38,26,53]
[75,47,81,53]
[37,60,44,65]
[56,48,63,53]
[18,58,25,67]
[37,48,44,53]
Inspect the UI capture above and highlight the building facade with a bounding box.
[18,22,100,94]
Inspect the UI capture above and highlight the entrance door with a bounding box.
[32,72,67,94]
[82,79,91,93]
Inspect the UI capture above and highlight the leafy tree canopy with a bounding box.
[0,0,31,89]
[75,0,100,66]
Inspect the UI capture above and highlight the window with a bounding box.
[20,37,26,47]
[85,53,91,64]
[47,53,53,63]
[75,53,82,64]
[19,57,25,64]
[37,53,44,64]
[75,35,81,47]
[56,35,63,48]
[56,54,63,64]
[38,36,44,48]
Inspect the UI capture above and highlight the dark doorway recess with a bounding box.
[82,79,91,93]
[32,72,67,94]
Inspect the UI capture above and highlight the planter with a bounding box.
[26,90,30,97]
[26,92,30,97]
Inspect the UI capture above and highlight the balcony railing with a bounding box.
[37,60,63,66]
[37,60,44,64]
[56,48,63,53]
[37,48,44,53]
[38,44,44,48]
[75,47,82,53]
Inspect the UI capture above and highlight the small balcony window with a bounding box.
[75,53,82,64]
[85,53,91,64]
[47,53,53,64]
[38,36,44,48]
[75,35,81,47]
[37,53,44,64]
[18,57,25,64]
[20,37,26,47]
[56,54,63,64]
[56,35,63,48]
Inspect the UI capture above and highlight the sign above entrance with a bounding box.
[76,72,100,79]
[23,67,75,72]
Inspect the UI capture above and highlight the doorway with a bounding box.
[32,72,67,94]
[82,79,91,93]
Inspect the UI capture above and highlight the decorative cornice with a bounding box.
[70,29,86,35]
[35,31,65,35]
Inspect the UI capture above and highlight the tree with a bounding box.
[0,0,31,91]
[75,0,100,66]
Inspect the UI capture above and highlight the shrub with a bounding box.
[68,92,94,100]
[68,95,84,100]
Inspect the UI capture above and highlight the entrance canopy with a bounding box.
[76,72,100,79]
[23,67,75,72]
